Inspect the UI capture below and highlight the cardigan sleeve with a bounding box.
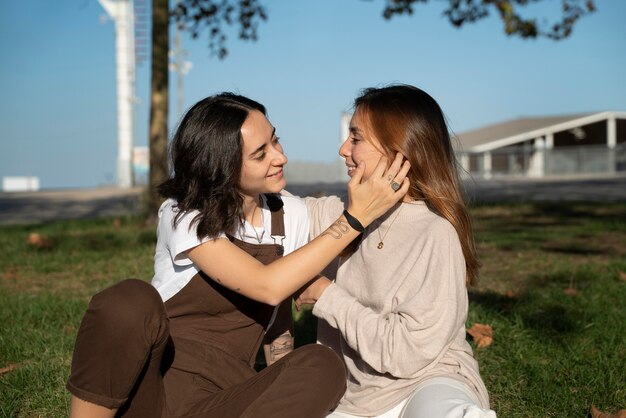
[303,195,346,281]
[312,221,468,378]
[303,196,345,240]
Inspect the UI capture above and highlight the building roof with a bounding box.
[455,111,626,153]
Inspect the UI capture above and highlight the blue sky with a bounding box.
[1,0,625,189]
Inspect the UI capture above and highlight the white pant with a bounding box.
[326,377,497,418]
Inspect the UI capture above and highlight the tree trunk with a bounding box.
[147,0,169,218]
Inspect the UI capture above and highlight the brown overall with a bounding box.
[67,195,346,418]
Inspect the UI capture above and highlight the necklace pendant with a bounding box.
[377,242,384,249]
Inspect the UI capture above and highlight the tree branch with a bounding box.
[172,0,268,59]
[374,0,596,40]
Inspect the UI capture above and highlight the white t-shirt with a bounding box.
[152,193,309,302]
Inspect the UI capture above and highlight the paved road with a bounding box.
[1,176,625,225]
[0,187,144,225]
[461,175,626,203]
[290,175,626,204]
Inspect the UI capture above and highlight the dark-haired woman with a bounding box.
[67,93,410,418]
[296,85,497,418]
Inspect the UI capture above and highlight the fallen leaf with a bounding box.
[467,323,493,348]
[591,405,603,418]
[618,270,626,282]
[563,287,578,296]
[113,218,121,230]
[505,290,514,298]
[590,405,626,418]
[0,363,19,377]
[1,265,20,280]
[27,232,41,245]
[27,232,52,249]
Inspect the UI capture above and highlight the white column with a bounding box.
[483,151,492,179]
[607,116,617,148]
[607,116,617,173]
[543,133,554,175]
[528,137,545,178]
[459,153,470,177]
[338,112,351,181]
[340,112,350,145]
[99,0,135,188]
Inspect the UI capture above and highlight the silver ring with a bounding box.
[391,181,401,191]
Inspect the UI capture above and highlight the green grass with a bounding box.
[1,203,625,417]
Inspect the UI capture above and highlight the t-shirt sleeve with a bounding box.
[295,209,310,249]
[281,193,311,252]
[159,204,225,266]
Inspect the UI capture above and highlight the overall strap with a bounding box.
[264,194,285,238]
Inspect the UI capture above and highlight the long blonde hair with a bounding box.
[355,85,480,285]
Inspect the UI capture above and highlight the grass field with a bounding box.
[1,202,625,417]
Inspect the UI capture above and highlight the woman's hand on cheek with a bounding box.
[347,152,410,227]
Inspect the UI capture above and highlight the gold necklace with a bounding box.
[376,206,402,249]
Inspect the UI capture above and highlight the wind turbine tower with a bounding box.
[98,0,136,188]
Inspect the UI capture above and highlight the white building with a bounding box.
[455,111,626,179]
[2,177,40,192]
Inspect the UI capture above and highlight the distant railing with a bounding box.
[459,144,626,178]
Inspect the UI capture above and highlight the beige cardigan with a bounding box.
[306,196,490,416]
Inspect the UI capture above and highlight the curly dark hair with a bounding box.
[158,92,266,240]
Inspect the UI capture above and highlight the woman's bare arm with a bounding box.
[187,153,410,305]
